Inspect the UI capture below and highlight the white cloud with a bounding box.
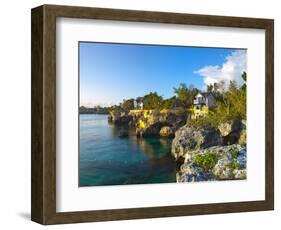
[195,50,247,87]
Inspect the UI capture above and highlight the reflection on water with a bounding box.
[79,114,177,186]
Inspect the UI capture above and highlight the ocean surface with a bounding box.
[79,114,177,186]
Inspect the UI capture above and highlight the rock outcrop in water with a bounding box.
[108,108,247,182]
[134,109,188,138]
[160,126,174,137]
[108,111,133,125]
[108,109,188,138]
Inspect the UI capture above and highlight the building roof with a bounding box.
[201,92,213,97]
[196,92,213,98]
[135,97,143,103]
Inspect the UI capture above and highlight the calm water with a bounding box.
[79,114,177,186]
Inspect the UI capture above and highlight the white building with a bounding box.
[193,92,215,110]
[134,97,144,110]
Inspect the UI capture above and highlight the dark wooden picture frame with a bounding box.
[31,4,274,225]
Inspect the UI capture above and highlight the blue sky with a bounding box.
[79,42,246,107]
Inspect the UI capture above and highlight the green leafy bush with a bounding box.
[232,159,240,169]
[194,154,204,167]
[194,151,218,170]
[226,159,240,171]
[188,113,219,129]
[230,148,239,159]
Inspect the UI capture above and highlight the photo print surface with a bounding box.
[79,42,247,187]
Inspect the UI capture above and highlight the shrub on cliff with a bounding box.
[194,151,218,170]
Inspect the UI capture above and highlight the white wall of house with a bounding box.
[194,93,215,109]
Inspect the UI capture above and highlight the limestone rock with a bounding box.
[136,122,163,137]
[238,129,247,145]
[159,126,174,137]
[211,145,247,180]
[212,156,234,179]
[134,110,188,138]
[233,169,247,179]
[176,163,213,182]
[171,125,222,160]
[218,120,241,137]
[237,147,247,168]
[108,111,132,125]
[175,144,247,182]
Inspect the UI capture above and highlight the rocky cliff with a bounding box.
[172,120,247,182]
[108,109,188,138]
[108,111,133,125]
[108,109,247,182]
[176,145,246,182]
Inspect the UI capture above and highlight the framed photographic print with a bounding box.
[31,4,274,225]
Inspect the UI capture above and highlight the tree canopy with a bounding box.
[162,96,176,109]
[122,98,135,111]
[143,92,163,110]
[173,83,199,107]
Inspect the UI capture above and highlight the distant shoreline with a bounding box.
[79,106,109,115]
[79,112,109,115]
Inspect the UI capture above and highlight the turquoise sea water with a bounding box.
[79,114,177,186]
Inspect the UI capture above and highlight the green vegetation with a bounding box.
[143,92,163,110]
[162,96,176,109]
[121,98,135,111]
[225,148,241,170]
[141,85,200,111]
[190,72,247,128]
[79,106,110,114]
[194,151,218,170]
[107,82,200,113]
[230,148,239,159]
[83,72,247,130]
[232,159,240,169]
[227,159,241,171]
[216,79,247,121]
[173,83,199,107]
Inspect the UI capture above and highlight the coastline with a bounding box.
[79,104,247,186]
[79,114,177,186]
